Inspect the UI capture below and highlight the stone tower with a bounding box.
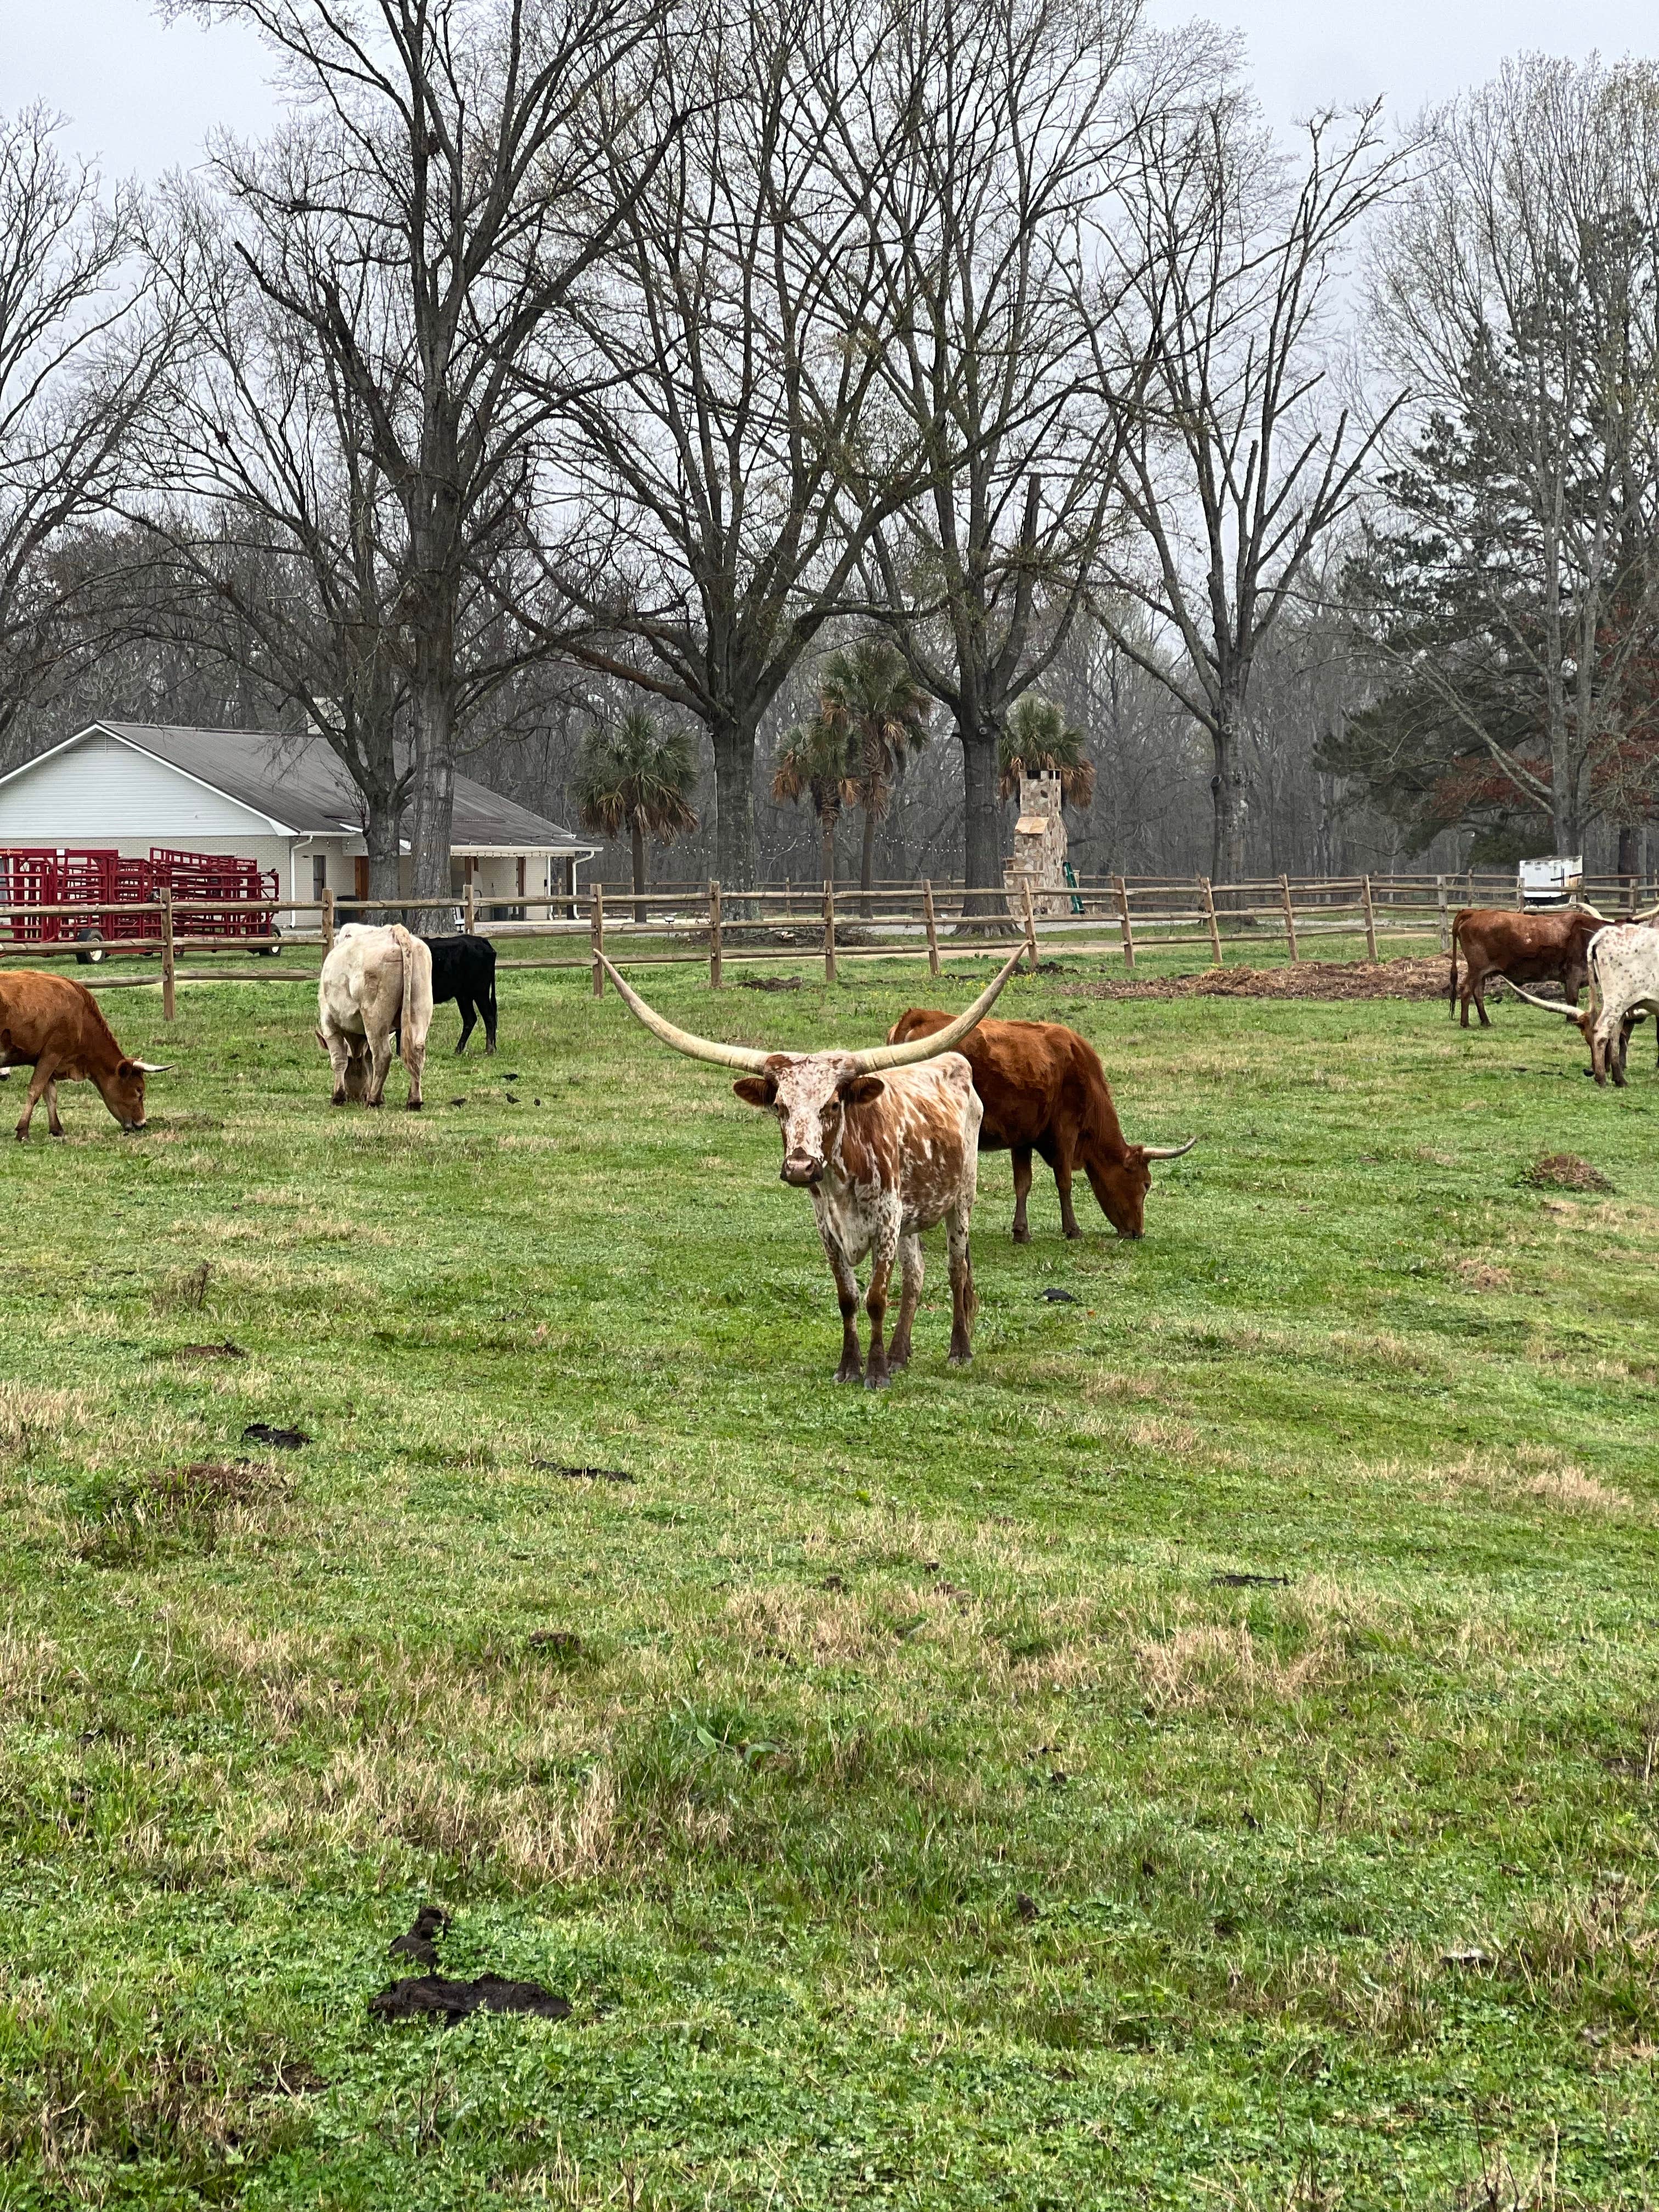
[1003,769,1070,919]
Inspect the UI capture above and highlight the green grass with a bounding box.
[2,948,1658,2210]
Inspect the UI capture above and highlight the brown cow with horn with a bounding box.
[1448,906,1602,1028]
[598,950,1023,1388]
[887,1008,1195,1240]
[0,970,171,1139]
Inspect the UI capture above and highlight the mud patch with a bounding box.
[370,1975,572,2025]
[242,1422,311,1449]
[1066,953,1448,1003]
[170,1341,247,1362]
[738,975,805,992]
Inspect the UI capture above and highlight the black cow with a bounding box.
[421,933,499,1054]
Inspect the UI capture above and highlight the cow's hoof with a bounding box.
[834,1363,864,1385]
[948,1345,972,1368]
[1063,1224,1084,1240]
[864,1368,889,1392]
[1012,1226,1031,1245]
[407,1100,423,1112]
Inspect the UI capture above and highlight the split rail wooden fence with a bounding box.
[3,870,1654,1019]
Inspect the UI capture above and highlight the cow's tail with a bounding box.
[1448,910,1464,1018]
[392,926,420,1083]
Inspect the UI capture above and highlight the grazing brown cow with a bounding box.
[1448,907,1602,1028]
[0,970,170,1139]
[887,1009,1195,1240]
[599,950,1022,1387]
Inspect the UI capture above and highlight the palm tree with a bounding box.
[771,718,852,888]
[813,639,932,912]
[999,696,1096,812]
[574,710,699,924]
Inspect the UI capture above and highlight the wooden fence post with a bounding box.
[159,886,176,1022]
[1114,875,1134,970]
[1362,873,1379,961]
[1279,873,1298,962]
[1021,877,1039,972]
[464,882,476,935]
[1436,874,1450,951]
[1200,876,1222,966]
[321,884,335,952]
[822,877,837,985]
[709,879,723,990]
[590,884,605,997]
[922,878,941,977]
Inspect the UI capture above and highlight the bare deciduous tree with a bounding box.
[541,0,913,894]
[0,108,168,758]
[1092,91,1407,882]
[840,0,1154,908]
[170,0,668,899]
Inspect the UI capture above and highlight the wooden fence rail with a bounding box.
[1,872,1643,1016]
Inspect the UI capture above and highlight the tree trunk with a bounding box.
[960,720,1003,920]
[860,801,877,917]
[630,815,647,926]
[709,714,757,895]
[1210,709,1248,885]
[365,785,404,919]
[821,811,836,886]
[409,674,458,910]
[1618,820,1639,902]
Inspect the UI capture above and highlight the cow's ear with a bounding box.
[733,1076,776,1108]
[839,1074,885,1107]
[118,1060,137,1080]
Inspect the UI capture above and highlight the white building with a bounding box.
[0,722,596,922]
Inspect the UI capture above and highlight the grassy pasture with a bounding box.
[1,943,1658,2210]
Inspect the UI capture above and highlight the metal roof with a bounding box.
[9,723,593,854]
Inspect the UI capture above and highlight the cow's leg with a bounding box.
[863,1210,902,1391]
[16,1054,58,1141]
[364,1024,395,1107]
[888,1232,923,1370]
[454,994,476,1053]
[322,1022,355,1105]
[818,1217,864,1384]
[43,1079,64,1137]
[483,977,498,1053]
[1011,1146,1034,1243]
[946,1193,977,1367]
[1050,1130,1083,1239]
[1472,971,1491,1027]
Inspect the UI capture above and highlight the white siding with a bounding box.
[0,732,285,843]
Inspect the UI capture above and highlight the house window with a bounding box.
[312,855,327,899]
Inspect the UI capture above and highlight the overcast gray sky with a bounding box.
[3,0,1658,179]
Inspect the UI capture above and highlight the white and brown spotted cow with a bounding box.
[598,951,1023,1387]
[1509,919,1659,1085]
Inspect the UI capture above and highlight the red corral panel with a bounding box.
[1,845,277,946]
[150,849,279,939]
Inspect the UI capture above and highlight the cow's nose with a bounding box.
[780,1153,821,1187]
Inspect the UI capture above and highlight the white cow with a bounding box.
[1510,920,1659,1085]
[317,924,434,1109]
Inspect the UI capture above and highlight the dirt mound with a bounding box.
[1525,1153,1614,1193]
[1066,953,1449,1003]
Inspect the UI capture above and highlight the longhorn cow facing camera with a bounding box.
[598,951,1023,1388]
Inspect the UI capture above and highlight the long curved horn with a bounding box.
[1502,979,1582,1019]
[1578,900,1608,921]
[1139,1137,1198,1160]
[131,1060,175,1074]
[597,955,770,1072]
[847,949,1025,1073]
